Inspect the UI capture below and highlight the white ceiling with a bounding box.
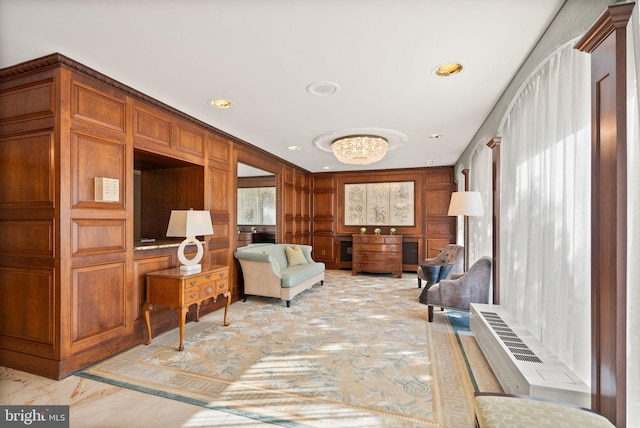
[0,0,564,173]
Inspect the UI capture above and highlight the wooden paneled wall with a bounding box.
[0,54,309,379]
[311,167,456,270]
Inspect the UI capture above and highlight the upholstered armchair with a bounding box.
[416,244,464,288]
[421,256,492,322]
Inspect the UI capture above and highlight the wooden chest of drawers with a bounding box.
[352,234,403,278]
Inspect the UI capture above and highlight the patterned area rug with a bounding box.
[80,270,476,427]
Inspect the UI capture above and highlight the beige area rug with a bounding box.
[81,270,487,427]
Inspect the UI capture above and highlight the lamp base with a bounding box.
[179,264,202,273]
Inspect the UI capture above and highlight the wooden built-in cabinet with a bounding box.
[0,54,310,379]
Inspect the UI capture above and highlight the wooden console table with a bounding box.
[144,264,230,351]
[352,234,403,278]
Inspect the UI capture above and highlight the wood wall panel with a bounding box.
[426,220,456,235]
[71,262,125,343]
[208,134,230,165]
[426,239,452,258]
[209,167,230,214]
[425,189,451,216]
[312,236,333,261]
[72,219,126,256]
[133,105,172,148]
[70,131,125,208]
[312,193,334,217]
[0,220,53,256]
[426,168,454,185]
[0,79,54,123]
[0,267,53,345]
[133,254,173,321]
[0,132,53,205]
[176,124,205,157]
[71,81,125,132]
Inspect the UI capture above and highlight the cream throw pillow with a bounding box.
[285,246,307,267]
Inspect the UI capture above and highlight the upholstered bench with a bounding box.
[474,393,614,428]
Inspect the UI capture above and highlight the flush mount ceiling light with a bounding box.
[313,128,407,165]
[306,81,341,96]
[429,133,443,139]
[434,62,464,77]
[288,145,301,150]
[208,98,233,109]
[331,135,388,165]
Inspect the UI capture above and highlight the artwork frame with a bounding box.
[344,181,414,226]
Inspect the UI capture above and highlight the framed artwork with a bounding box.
[237,187,276,225]
[344,181,414,226]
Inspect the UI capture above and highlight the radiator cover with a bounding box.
[470,303,590,407]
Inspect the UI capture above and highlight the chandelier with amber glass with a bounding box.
[331,135,388,165]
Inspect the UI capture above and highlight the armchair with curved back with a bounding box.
[417,244,464,289]
[421,256,492,322]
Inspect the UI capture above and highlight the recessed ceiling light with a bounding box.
[288,145,301,151]
[434,63,464,77]
[429,133,443,139]
[322,166,333,170]
[425,160,436,165]
[208,99,233,109]
[306,81,340,96]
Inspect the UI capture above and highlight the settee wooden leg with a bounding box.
[418,278,422,288]
[286,300,291,307]
[320,280,324,286]
[243,296,248,302]
[428,305,434,322]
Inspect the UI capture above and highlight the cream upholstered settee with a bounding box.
[234,244,325,307]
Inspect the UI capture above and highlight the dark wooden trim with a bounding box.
[576,3,633,426]
[487,137,501,305]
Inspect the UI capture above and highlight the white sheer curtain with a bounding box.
[498,41,591,385]
[626,7,640,425]
[468,144,493,269]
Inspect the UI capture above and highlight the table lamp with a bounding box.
[166,209,214,273]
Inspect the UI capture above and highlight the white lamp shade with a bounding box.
[448,191,484,216]
[166,210,214,237]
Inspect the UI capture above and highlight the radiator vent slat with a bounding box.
[480,311,542,364]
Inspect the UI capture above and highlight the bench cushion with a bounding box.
[474,395,614,428]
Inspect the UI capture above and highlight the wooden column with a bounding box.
[576,3,633,426]
[462,169,470,270]
[487,137,501,305]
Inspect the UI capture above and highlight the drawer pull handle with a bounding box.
[205,274,212,279]
[189,292,197,299]
[219,273,225,278]
[189,280,197,286]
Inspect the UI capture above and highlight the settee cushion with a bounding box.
[281,262,325,288]
[285,245,308,267]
